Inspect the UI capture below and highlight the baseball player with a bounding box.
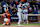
[1,9,10,25]
[22,5,28,24]
[17,2,23,26]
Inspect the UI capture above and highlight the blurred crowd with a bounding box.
[0,0,40,14]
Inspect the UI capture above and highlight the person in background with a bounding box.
[36,0,40,3]
[30,0,36,8]
[10,0,13,3]
[28,7,33,14]
[1,0,6,7]
[33,5,37,14]
[25,1,30,11]
[11,5,17,15]
[0,3,2,14]
[25,1,30,7]
[38,1,40,9]
[13,4,16,8]
[36,5,38,10]
[6,1,10,5]
[12,1,16,7]
[3,3,8,11]
[9,4,12,9]
[38,9,40,14]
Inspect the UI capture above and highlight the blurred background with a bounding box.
[0,0,40,23]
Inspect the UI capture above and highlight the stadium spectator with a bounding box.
[38,1,40,9]
[11,8,17,15]
[12,1,16,7]
[28,7,33,14]
[33,7,37,14]
[10,0,13,3]
[0,3,2,14]
[25,2,30,7]
[36,5,39,10]
[38,10,40,14]
[1,1,6,7]
[36,0,40,2]
[30,0,36,7]
[6,1,10,5]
